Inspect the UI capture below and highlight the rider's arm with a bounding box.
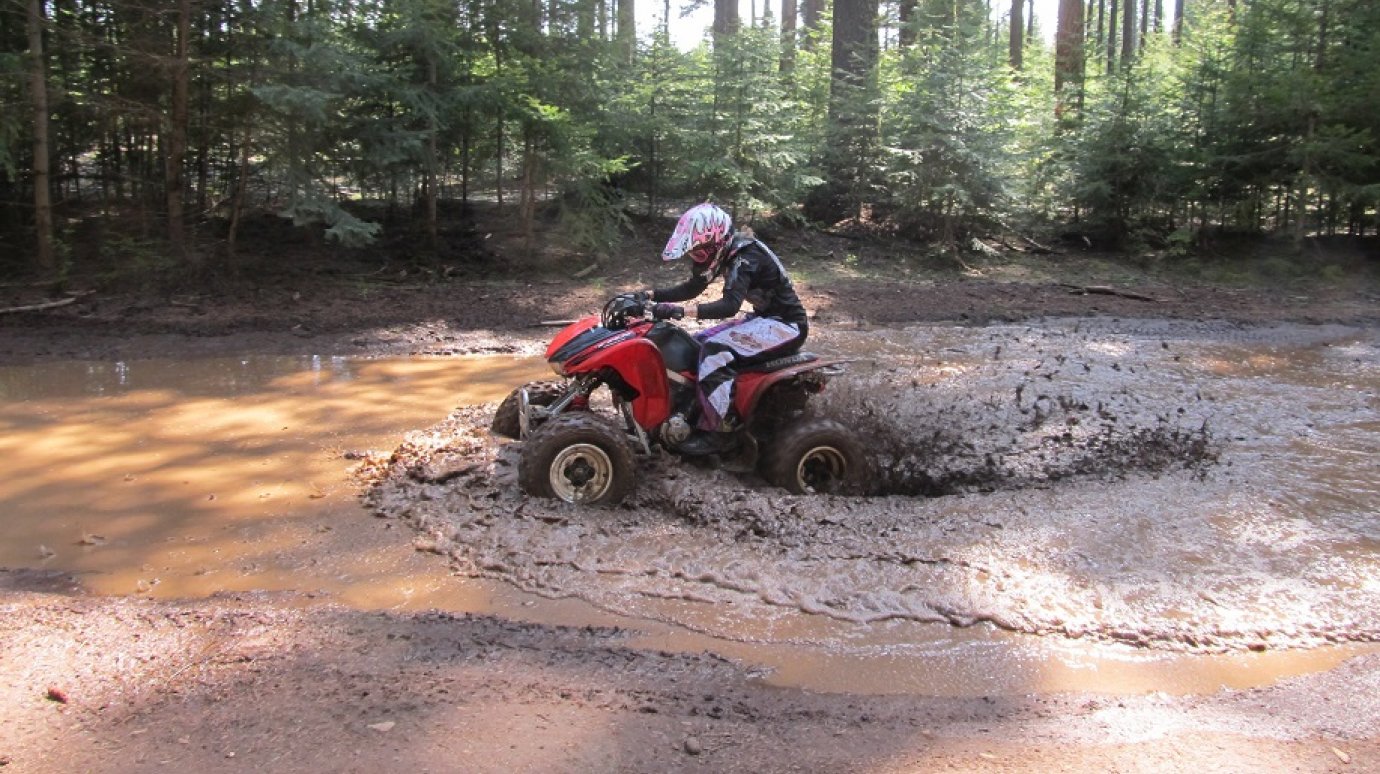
[649,273,709,304]
[691,252,753,320]
[693,287,745,320]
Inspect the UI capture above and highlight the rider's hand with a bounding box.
[652,303,685,321]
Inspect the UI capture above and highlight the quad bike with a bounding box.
[491,293,867,505]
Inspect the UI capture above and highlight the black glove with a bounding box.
[652,303,685,321]
[613,291,647,316]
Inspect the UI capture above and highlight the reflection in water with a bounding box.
[2,338,1377,698]
[0,355,549,606]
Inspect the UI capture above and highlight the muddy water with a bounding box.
[0,355,547,608]
[366,319,1380,693]
[5,323,1378,698]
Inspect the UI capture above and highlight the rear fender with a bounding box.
[565,338,672,429]
[733,359,846,419]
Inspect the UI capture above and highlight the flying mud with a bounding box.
[362,319,1380,654]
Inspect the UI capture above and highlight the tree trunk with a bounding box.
[1173,0,1184,43]
[27,0,55,275]
[898,0,917,48]
[1121,0,1135,65]
[520,133,535,249]
[1055,0,1086,112]
[577,0,595,38]
[1316,0,1329,71]
[824,0,880,218]
[1107,0,1118,71]
[166,0,191,258]
[425,53,439,251]
[54,0,79,205]
[616,0,634,62]
[802,0,823,48]
[227,126,251,260]
[1010,0,1025,69]
[1096,0,1105,63]
[829,0,879,119]
[780,0,797,71]
[1139,0,1149,51]
[713,0,738,45]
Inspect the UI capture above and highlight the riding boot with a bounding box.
[677,430,733,457]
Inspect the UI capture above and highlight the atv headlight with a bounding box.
[549,360,565,377]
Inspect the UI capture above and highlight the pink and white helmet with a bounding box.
[662,203,732,269]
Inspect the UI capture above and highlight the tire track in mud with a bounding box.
[362,321,1380,654]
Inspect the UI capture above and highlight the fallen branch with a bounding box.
[1020,234,1056,254]
[533,319,579,327]
[1059,283,1160,303]
[992,218,1056,254]
[0,297,77,315]
[969,238,1003,259]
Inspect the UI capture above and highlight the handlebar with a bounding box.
[601,292,649,330]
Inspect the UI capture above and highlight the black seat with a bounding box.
[646,323,702,373]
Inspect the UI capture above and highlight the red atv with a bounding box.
[492,293,867,505]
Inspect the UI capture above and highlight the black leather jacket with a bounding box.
[652,237,808,327]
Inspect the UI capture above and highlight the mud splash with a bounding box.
[365,319,1380,654]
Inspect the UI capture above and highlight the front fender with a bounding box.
[567,338,673,429]
[545,315,601,360]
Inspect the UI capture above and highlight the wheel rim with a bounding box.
[795,445,848,493]
[548,443,615,503]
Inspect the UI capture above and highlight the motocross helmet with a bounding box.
[662,203,732,275]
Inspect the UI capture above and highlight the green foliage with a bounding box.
[3,0,1380,279]
[1066,37,1185,244]
[883,1,1019,241]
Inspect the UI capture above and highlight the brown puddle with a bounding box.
[0,355,548,608]
[1,350,1374,698]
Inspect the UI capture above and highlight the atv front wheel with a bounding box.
[762,419,869,495]
[518,414,637,505]
[491,381,567,439]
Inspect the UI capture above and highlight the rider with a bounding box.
[646,203,809,455]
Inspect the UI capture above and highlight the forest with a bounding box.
[2,0,1378,282]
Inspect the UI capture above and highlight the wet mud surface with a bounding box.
[366,319,1380,654]
[5,588,1378,773]
[5,266,1380,770]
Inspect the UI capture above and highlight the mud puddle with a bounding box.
[365,319,1380,689]
[5,327,1377,699]
[0,355,547,608]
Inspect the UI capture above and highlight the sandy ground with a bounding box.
[3,263,1379,772]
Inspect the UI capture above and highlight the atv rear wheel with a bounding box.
[518,414,637,505]
[762,418,869,495]
[491,381,567,439]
